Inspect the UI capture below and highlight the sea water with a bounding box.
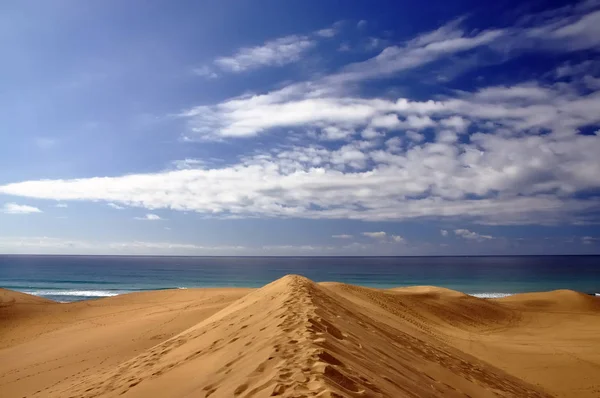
[1,255,599,302]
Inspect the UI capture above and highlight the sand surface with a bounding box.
[1,276,599,397]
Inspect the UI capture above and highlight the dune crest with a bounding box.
[35,275,547,398]
[3,277,600,397]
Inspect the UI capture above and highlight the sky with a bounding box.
[1,0,600,255]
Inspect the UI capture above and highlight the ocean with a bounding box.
[1,255,599,302]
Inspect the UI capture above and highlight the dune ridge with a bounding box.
[1,276,599,397]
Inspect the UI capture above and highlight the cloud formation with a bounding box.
[332,234,353,239]
[0,236,413,256]
[135,214,162,221]
[391,235,405,243]
[1,3,600,230]
[362,232,387,239]
[2,203,42,214]
[454,229,494,241]
[192,65,218,79]
[2,104,600,225]
[582,236,600,244]
[214,35,315,72]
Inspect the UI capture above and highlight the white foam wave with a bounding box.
[24,290,121,297]
[469,292,514,299]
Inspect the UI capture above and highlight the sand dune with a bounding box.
[1,277,599,397]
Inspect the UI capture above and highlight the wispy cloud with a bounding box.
[332,234,353,239]
[181,3,600,140]
[0,236,244,254]
[192,65,218,79]
[107,203,125,210]
[362,231,387,239]
[2,106,600,225]
[454,229,494,241]
[330,22,505,84]
[440,230,449,237]
[0,236,416,256]
[135,214,162,221]
[171,158,207,170]
[2,3,600,229]
[315,28,337,38]
[2,203,42,214]
[55,203,68,208]
[214,34,315,72]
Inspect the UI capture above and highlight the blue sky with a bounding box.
[1,0,600,255]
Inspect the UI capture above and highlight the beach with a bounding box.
[2,255,599,302]
[1,275,599,397]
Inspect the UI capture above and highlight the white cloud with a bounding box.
[357,20,367,29]
[171,158,207,170]
[2,115,600,225]
[55,203,68,208]
[338,43,351,52]
[180,4,600,141]
[135,214,162,221]
[214,35,315,72]
[316,28,337,38]
[2,203,42,214]
[583,75,600,90]
[555,60,600,78]
[332,234,353,239]
[184,19,600,140]
[3,5,600,228]
[440,116,470,132]
[0,236,245,254]
[436,130,458,144]
[192,65,218,79]
[107,203,125,210]
[361,128,382,140]
[320,126,354,141]
[330,24,505,84]
[524,9,600,51]
[440,229,448,237]
[454,229,494,241]
[365,37,384,51]
[370,114,400,129]
[391,235,405,243]
[405,131,425,143]
[385,137,403,152]
[362,231,387,239]
[0,236,418,256]
[582,236,599,245]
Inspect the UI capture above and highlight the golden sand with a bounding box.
[1,275,599,397]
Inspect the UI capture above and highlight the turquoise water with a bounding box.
[0,255,599,302]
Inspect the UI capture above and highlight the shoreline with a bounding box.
[14,285,600,303]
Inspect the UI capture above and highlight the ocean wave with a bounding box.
[23,290,122,298]
[469,293,514,299]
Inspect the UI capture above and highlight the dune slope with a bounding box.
[323,283,600,398]
[2,277,599,397]
[0,287,251,397]
[35,275,549,398]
